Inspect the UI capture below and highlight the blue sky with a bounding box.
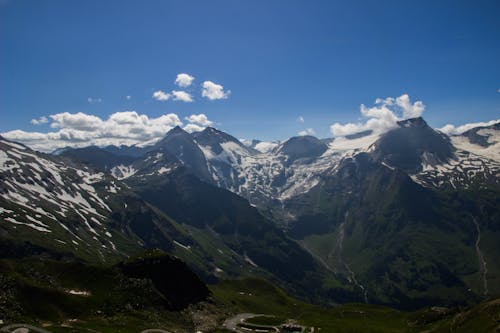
[1,0,499,149]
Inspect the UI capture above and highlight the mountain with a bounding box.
[60,145,137,171]
[0,136,201,263]
[0,135,354,305]
[193,126,256,155]
[278,119,500,308]
[278,135,329,164]
[371,117,455,174]
[412,121,500,190]
[153,126,213,182]
[77,117,498,308]
[106,148,356,301]
[283,151,499,308]
[459,122,500,148]
[4,117,499,310]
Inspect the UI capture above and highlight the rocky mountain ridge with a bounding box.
[62,118,499,204]
[2,117,500,309]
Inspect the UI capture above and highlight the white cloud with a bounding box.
[31,116,48,125]
[87,97,102,104]
[297,116,305,123]
[185,114,213,126]
[183,123,205,133]
[201,81,231,100]
[395,94,425,118]
[175,73,195,88]
[154,89,193,102]
[153,90,171,101]
[183,114,214,133]
[126,95,131,100]
[50,112,103,131]
[298,128,316,136]
[438,119,500,135]
[171,90,194,102]
[2,111,182,152]
[330,94,425,137]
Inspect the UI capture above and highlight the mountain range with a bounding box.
[1,117,499,310]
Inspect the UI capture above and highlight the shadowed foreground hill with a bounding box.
[0,250,210,323]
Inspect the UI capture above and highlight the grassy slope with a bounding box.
[211,278,412,332]
[285,154,500,308]
[211,278,500,333]
[1,260,498,333]
[129,168,357,304]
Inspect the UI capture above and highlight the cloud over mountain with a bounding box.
[183,113,214,133]
[185,114,213,127]
[3,111,183,152]
[438,119,500,135]
[330,94,425,137]
[298,128,315,136]
[3,93,497,154]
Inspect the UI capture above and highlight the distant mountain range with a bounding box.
[1,117,499,309]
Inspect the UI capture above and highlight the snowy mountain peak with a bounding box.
[459,122,500,148]
[192,126,251,155]
[165,125,189,137]
[40,117,499,205]
[372,117,454,173]
[278,135,328,163]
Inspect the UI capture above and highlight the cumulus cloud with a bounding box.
[171,90,194,102]
[183,123,205,133]
[330,94,425,137]
[438,119,500,135]
[298,128,316,136]
[153,90,171,101]
[201,81,231,100]
[175,73,195,88]
[31,116,48,125]
[50,112,103,131]
[154,90,193,102]
[185,114,213,126]
[2,111,182,152]
[154,75,230,102]
[395,94,425,118]
[297,116,305,123]
[182,113,214,133]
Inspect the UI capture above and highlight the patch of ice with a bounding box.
[157,166,172,174]
[111,164,137,180]
[173,240,191,251]
[65,289,91,296]
[5,217,51,232]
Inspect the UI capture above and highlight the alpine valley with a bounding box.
[1,117,499,332]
